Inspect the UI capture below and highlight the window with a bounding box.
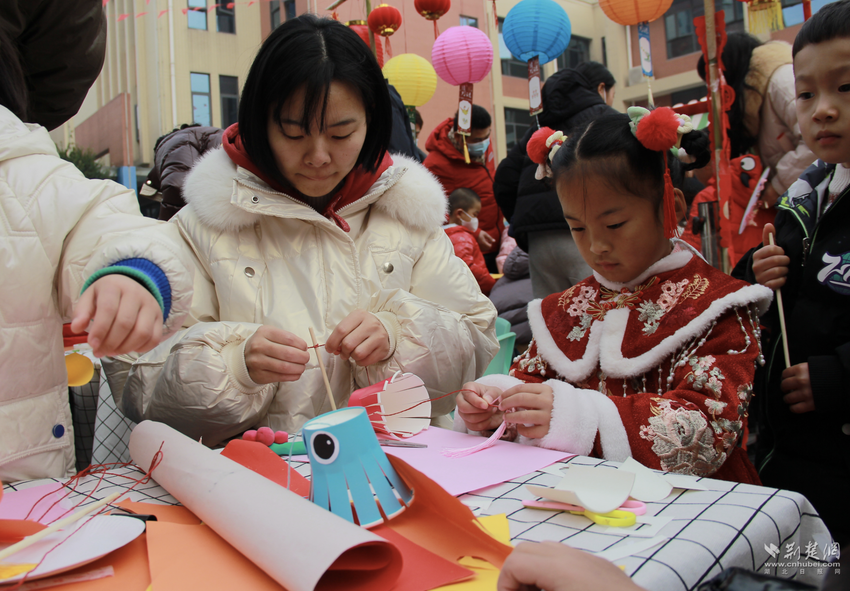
[220,75,239,128]
[270,1,281,29]
[664,0,743,59]
[187,0,207,30]
[459,15,478,27]
[191,73,212,126]
[556,36,591,71]
[504,108,534,151]
[498,19,528,78]
[284,0,296,20]
[670,85,706,106]
[782,0,835,27]
[217,5,235,33]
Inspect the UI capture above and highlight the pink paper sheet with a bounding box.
[382,427,572,496]
[0,483,73,523]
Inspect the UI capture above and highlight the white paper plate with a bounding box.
[0,515,145,583]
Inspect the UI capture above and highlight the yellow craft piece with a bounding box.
[0,563,37,581]
[568,508,636,528]
[434,514,512,590]
[65,353,95,387]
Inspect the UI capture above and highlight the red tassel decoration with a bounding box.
[661,152,678,239]
[433,20,439,38]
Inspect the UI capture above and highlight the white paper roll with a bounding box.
[129,420,400,591]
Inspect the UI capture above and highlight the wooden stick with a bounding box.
[0,492,121,563]
[309,327,336,411]
[768,234,792,369]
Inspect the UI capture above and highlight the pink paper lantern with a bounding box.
[431,26,493,86]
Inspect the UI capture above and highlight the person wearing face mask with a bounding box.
[443,189,496,295]
[494,61,617,299]
[424,105,503,270]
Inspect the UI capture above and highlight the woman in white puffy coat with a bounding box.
[112,15,498,445]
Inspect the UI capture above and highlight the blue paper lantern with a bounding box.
[502,0,572,65]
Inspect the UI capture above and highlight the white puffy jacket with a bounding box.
[0,106,193,481]
[113,149,498,445]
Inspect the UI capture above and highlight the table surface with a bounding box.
[3,455,834,591]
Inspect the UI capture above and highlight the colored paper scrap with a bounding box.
[115,499,201,525]
[0,483,74,524]
[0,519,46,543]
[385,455,513,568]
[430,515,512,591]
[381,427,572,496]
[221,439,310,497]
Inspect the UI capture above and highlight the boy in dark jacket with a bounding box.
[743,0,850,545]
[443,189,495,295]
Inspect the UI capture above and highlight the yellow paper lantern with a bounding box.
[382,54,437,107]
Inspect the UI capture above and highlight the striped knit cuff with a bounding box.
[81,258,171,319]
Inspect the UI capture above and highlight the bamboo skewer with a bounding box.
[768,234,792,368]
[0,492,121,564]
[309,327,336,411]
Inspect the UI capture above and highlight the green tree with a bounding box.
[56,144,110,180]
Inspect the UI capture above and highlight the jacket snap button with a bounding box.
[52,424,65,438]
[843,424,850,436]
[251,195,259,203]
[382,262,394,273]
[244,267,255,278]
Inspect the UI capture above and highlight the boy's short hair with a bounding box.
[793,0,850,57]
[453,105,491,131]
[448,188,481,213]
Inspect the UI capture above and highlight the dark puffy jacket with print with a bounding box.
[493,68,617,251]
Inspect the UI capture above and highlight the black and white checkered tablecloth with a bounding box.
[3,455,834,591]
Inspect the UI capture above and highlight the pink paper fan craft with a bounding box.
[348,372,431,438]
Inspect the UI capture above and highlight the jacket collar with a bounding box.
[181,148,448,234]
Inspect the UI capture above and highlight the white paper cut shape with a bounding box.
[527,465,635,514]
[617,458,674,502]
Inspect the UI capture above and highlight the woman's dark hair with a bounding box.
[453,105,492,131]
[238,14,391,182]
[0,25,28,121]
[793,0,850,57]
[575,61,616,91]
[551,112,710,215]
[697,32,762,158]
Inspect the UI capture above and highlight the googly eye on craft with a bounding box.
[310,431,340,464]
[739,156,757,172]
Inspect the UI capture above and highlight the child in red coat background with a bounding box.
[444,189,496,295]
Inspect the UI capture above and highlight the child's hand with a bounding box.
[477,230,495,252]
[326,310,390,366]
[498,541,646,591]
[456,382,504,432]
[71,275,163,358]
[753,223,790,289]
[499,383,554,439]
[244,326,310,384]
[781,363,815,414]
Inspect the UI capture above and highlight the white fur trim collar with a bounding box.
[528,284,772,382]
[182,150,447,233]
[593,239,701,291]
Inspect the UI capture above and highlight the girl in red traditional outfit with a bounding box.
[455,109,774,483]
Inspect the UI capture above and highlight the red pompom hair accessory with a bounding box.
[527,127,566,180]
[628,106,689,240]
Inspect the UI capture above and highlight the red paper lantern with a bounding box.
[598,0,672,26]
[368,4,402,57]
[347,21,384,68]
[414,0,451,37]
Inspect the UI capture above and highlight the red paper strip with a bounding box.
[221,439,311,497]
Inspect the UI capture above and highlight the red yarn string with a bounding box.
[8,447,165,589]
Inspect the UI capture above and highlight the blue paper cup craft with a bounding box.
[303,407,414,528]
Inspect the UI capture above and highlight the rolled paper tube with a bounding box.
[129,421,403,591]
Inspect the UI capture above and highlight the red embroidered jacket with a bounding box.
[501,247,772,483]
